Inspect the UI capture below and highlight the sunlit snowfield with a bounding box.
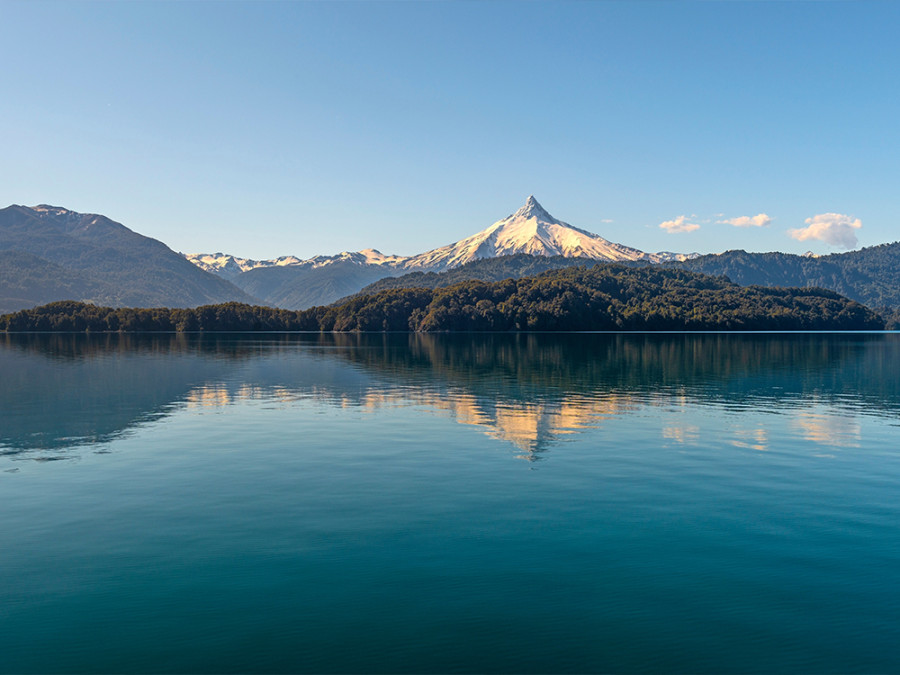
[2,333,899,673]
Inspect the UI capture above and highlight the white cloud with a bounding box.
[659,215,700,234]
[788,213,861,249]
[600,218,614,224]
[721,213,772,228]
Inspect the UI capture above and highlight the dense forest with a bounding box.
[675,242,900,326]
[0,265,884,332]
[345,244,900,329]
[345,254,617,300]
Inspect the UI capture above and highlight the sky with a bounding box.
[2,0,899,260]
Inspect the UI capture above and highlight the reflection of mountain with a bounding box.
[325,332,900,409]
[321,333,900,457]
[358,390,640,459]
[3,333,900,461]
[790,408,862,449]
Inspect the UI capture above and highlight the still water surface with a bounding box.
[1,333,899,673]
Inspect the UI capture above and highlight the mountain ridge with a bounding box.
[6,198,899,324]
[187,196,697,308]
[187,196,697,278]
[0,204,257,314]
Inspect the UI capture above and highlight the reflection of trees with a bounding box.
[356,388,641,460]
[0,333,382,456]
[320,333,900,457]
[2,332,899,460]
[0,335,236,456]
[324,332,900,405]
[0,332,300,362]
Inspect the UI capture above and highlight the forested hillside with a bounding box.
[344,254,621,301]
[675,243,900,325]
[1,265,883,332]
[347,244,900,328]
[0,250,105,314]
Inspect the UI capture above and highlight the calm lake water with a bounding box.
[2,332,899,673]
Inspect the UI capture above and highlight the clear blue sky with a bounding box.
[2,0,898,259]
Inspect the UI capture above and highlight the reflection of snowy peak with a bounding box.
[403,196,660,269]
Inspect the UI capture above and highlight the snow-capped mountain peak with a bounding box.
[185,196,695,279]
[184,248,411,280]
[512,195,553,221]
[403,196,661,269]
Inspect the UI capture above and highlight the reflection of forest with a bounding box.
[325,332,900,412]
[2,332,899,459]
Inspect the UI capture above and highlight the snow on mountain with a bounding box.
[402,196,661,269]
[185,249,408,279]
[186,196,695,278]
[654,251,701,262]
[184,253,305,278]
[305,249,409,268]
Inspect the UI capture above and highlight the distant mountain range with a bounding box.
[0,204,255,314]
[186,196,697,308]
[2,197,900,326]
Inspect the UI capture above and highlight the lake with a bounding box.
[2,332,899,673]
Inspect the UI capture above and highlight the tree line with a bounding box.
[0,265,885,332]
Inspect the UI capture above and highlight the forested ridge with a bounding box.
[348,244,900,328]
[344,254,618,301]
[674,242,900,326]
[0,265,884,332]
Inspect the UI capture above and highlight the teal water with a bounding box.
[1,333,899,673]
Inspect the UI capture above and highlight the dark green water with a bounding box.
[2,333,899,673]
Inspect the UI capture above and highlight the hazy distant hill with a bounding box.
[0,204,257,313]
[232,260,405,310]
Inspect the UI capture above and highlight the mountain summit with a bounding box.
[403,196,659,269]
[512,194,553,220]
